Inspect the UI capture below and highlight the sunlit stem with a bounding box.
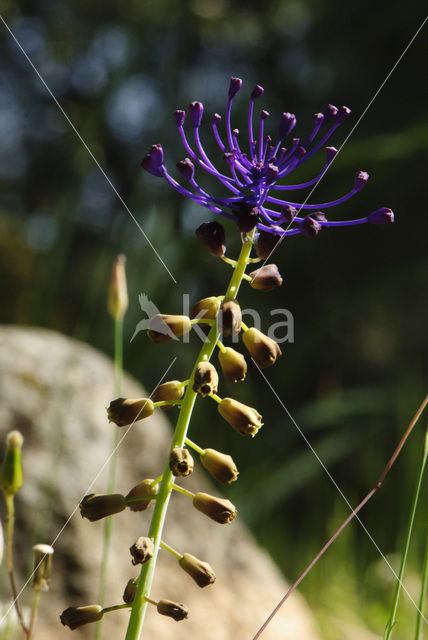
[28,589,40,639]
[185,437,206,456]
[414,537,428,640]
[171,484,195,499]
[160,540,182,559]
[5,493,28,635]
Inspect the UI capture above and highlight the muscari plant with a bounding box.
[60,77,395,638]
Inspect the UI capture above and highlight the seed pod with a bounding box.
[217,397,262,437]
[193,362,219,397]
[107,254,128,320]
[201,448,239,484]
[107,397,154,427]
[125,479,158,512]
[0,431,24,496]
[60,605,103,630]
[130,537,154,565]
[179,553,216,588]
[122,578,138,604]
[148,314,192,343]
[219,298,242,337]
[255,227,283,259]
[79,493,126,522]
[193,492,237,524]
[195,221,226,256]
[242,327,282,368]
[152,380,184,409]
[218,347,247,382]
[169,448,194,477]
[32,544,54,591]
[191,296,221,326]
[156,599,188,621]
[249,264,283,291]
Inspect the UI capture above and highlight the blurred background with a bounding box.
[0,0,427,637]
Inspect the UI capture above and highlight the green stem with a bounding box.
[185,438,205,456]
[5,493,28,635]
[103,603,131,615]
[384,430,428,640]
[171,484,195,499]
[28,588,40,639]
[414,536,428,640]
[125,231,255,640]
[160,540,182,559]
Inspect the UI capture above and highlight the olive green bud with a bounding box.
[148,314,192,343]
[122,578,138,604]
[107,397,154,427]
[255,227,283,259]
[242,327,282,368]
[218,347,247,382]
[130,536,154,565]
[156,599,188,621]
[192,361,219,397]
[201,448,239,484]
[79,493,126,522]
[249,264,283,291]
[0,431,24,496]
[193,492,237,524]
[32,543,54,591]
[169,448,194,477]
[125,479,158,512]
[195,220,226,256]
[152,380,184,409]
[60,605,103,630]
[179,553,216,588]
[217,397,263,437]
[219,298,242,337]
[107,254,128,320]
[191,296,221,326]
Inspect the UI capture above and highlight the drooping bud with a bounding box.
[192,361,219,397]
[279,112,296,139]
[219,297,242,337]
[141,144,164,177]
[148,314,192,343]
[32,544,54,591]
[228,77,243,98]
[236,205,259,233]
[354,170,369,190]
[217,397,263,437]
[189,101,204,127]
[191,296,221,325]
[280,205,298,225]
[107,254,128,320]
[0,431,24,496]
[249,264,283,291]
[176,158,195,181]
[242,327,282,368]
[156,599,188,621]
[60,605,103,630]
[152,380,184,409]
[195,221,226,257]
[193,492,237,524]
[298,214,323,238]
[201,448,239,484]
[368,207,394,224]
[255,227,283,259]
[130,537,154,565]
[169,447,194,477]
[218,347,247,382]
[79,493,126,522]
[337,105,351,123]
[123,578,138,604]
[125,479,158,512]
[107,397,154,427]
[179,553,216,588]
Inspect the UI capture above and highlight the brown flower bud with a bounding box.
[130,537,154,565]
[242,327,282,368]
[148,314,192,343]
[60,605,103,630]
[0,430,24,496]
[193,492,237,524]
[255,227,283,259]
[152,380,184,409]
[107,254,128,320]
[191,296,221,325]
[249,264,283,291]
[169,448,194,477]
[79,493,126,522]
[218,347,247,382]
[201,448,239,484]
[217,397,262,437]
[125,479,158,512]
[156,599,188,621]
[32,544,54,591]
[192,361,219,397]
[107,397,154,427]
[122,578,138,604]
[219,298,242,337]
[179,553,216,588]
[195,221,226,256]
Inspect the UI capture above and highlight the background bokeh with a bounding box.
[0,1,427,637]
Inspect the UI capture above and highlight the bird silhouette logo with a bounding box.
[130,294,177,342]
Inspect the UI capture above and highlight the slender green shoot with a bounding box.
[414,536,428,640]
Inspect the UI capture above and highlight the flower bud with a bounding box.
[148,314,192,343]
[32,544,54,591]
[152,380,184,409]
[201,448,239,484]
[191,296,221,325]
[195,221,226,257]
[236,205,259,233]
[218,347,247,382]
[217,397,262,436]
[0,431,24,496]
[179,553,216,588]
[219,297,242,337]
[107,397,154,427]
[255,227,283,259]
[60,605,103,630]
[123,578,138,604]
[176,158,195,181]
[156,599,188,621]
[80,494,126,522]
[228,77,242,98]
[242,327,282,368]
[169,448,194,477]
[249,264,283,291]
[193,492,237,524]
[141,144,164,177]
[107,254,128,320]
[298,214,323,237]
[368,207,394,224]
[125,479,158,512]
[193,361,219,397]
[130,537,154,565]
[189,101,204,128]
